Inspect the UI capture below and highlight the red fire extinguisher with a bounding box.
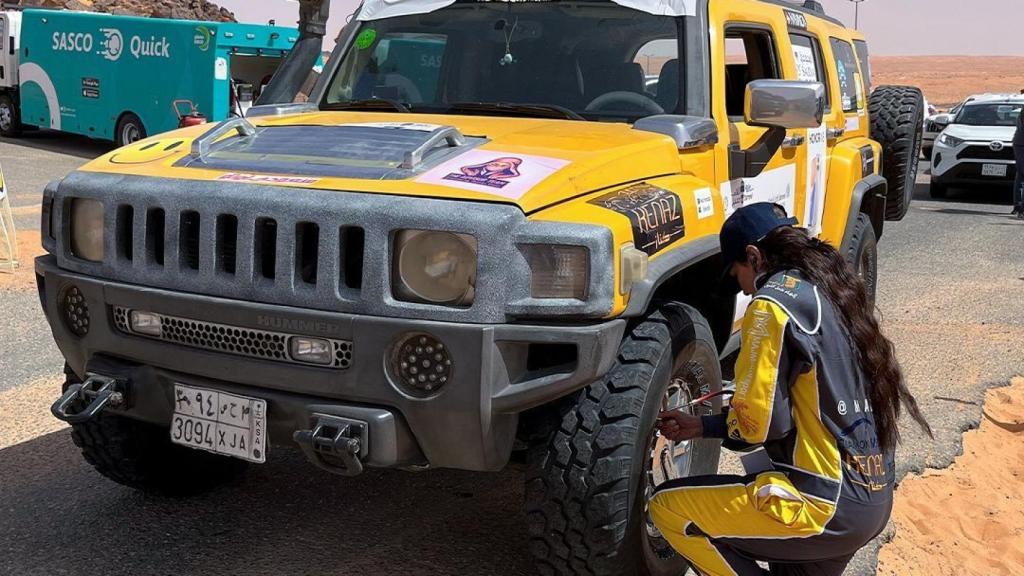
[173,100,208,128]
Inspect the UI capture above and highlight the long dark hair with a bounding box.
[756,226,931,452]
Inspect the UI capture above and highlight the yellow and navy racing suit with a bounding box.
[650,270,893,576]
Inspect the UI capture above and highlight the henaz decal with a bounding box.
[590,184,685,255]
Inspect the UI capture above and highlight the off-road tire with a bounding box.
[869,85,925,221]
[64,366,249,496]
[929,180,948,199]
[845,214,878,306]
[0,92,21,137]
[115,112,146,147]
[525,303,722,576]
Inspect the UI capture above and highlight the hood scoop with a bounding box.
[177,118,486,180]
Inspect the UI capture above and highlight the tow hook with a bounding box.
[51,374,126,424]
[293,415,367,477]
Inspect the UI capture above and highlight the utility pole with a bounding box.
[848,0,866,29]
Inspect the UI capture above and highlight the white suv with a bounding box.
[930,94,1023,198]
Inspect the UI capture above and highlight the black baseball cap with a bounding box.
[718,203,798,294]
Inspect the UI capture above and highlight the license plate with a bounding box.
[981,164,1008,177]
[171,384,267,464]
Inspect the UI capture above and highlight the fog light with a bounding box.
[290,336,333,366]
[60,285,90,337]
[392,333,452,396]
[129,310,163,337]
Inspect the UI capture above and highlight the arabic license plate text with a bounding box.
[171,384,267,463]
[981,164,1008,177]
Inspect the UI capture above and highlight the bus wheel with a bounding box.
[116,113,146,147]
[0,93,22,137]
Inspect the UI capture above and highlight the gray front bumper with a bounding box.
[36,256,626,472]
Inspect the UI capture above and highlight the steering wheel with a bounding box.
[585,91,665,116]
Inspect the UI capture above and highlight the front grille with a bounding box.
[109,203,365,298]
[957,145,1015,161]
[113,307,352,369]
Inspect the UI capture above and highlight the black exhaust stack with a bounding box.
[256,0,332,105]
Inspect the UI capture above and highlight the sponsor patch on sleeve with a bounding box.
[217,173,320,185]
[416,150,570,200]
[590,183,685,255]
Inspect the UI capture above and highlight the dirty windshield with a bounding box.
[323,1,682,122]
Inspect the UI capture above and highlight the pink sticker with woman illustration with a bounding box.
[417,150,570,199]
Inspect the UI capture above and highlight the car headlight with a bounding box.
[937,133,964,148]
[393,230,477,306]
[523,244,589,300]
[69,198,105,262]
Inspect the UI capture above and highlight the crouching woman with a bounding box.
[651,203,931,576]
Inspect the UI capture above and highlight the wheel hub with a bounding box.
[0,105,11,131]
[642,377,695,556]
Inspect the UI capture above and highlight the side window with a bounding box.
[829,38,862,113]
[853,40,871,93]
[329,32,447,104]
[724,29,781,119]
[789,34,830,112]
[634,38,680,111]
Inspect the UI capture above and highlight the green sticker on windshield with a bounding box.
[356,29,377,50]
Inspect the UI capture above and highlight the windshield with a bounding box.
[954,102,1023,127]
[323,1,682,122]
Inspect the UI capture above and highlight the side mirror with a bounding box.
[729,80,825,180]
[932,113,953,128]
[745,79,826,129]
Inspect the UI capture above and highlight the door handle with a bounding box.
[827,127,845,140]
[782,135,805,148]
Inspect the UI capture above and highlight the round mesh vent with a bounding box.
[61,285,90,337]
[393,333,452,396]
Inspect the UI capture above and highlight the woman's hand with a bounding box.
[657,410,703,442]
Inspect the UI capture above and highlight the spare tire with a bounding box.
[869,85,925,221]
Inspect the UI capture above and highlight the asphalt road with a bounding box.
[0,135,1021,576]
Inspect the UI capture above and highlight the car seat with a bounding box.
[584,62,645,102]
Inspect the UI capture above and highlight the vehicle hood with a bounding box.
[943,124,1016,142]
[79,112,685,213]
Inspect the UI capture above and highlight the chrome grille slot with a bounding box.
[113,306,352,369]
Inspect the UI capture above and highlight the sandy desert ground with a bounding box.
[871,56,1024,109]
[877,378,1024,576]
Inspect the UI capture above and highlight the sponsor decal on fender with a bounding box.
[590,183,685,256]
[217,173,320,185]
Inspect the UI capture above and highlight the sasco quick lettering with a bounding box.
[53,31,94,53]
[52,29,171,59]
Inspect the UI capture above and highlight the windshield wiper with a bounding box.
[321,98,411,113]
[444,101,584,121]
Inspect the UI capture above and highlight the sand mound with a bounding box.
[877,377,1024,576]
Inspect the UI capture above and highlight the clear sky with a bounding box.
[217,0,1024,56]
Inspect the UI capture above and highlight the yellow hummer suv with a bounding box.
[39,0,922,573]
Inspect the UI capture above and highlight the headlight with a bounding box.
[70,198,104,262]
[523,244,589,300]
[937,133,964,148]
[393,230,477,306]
